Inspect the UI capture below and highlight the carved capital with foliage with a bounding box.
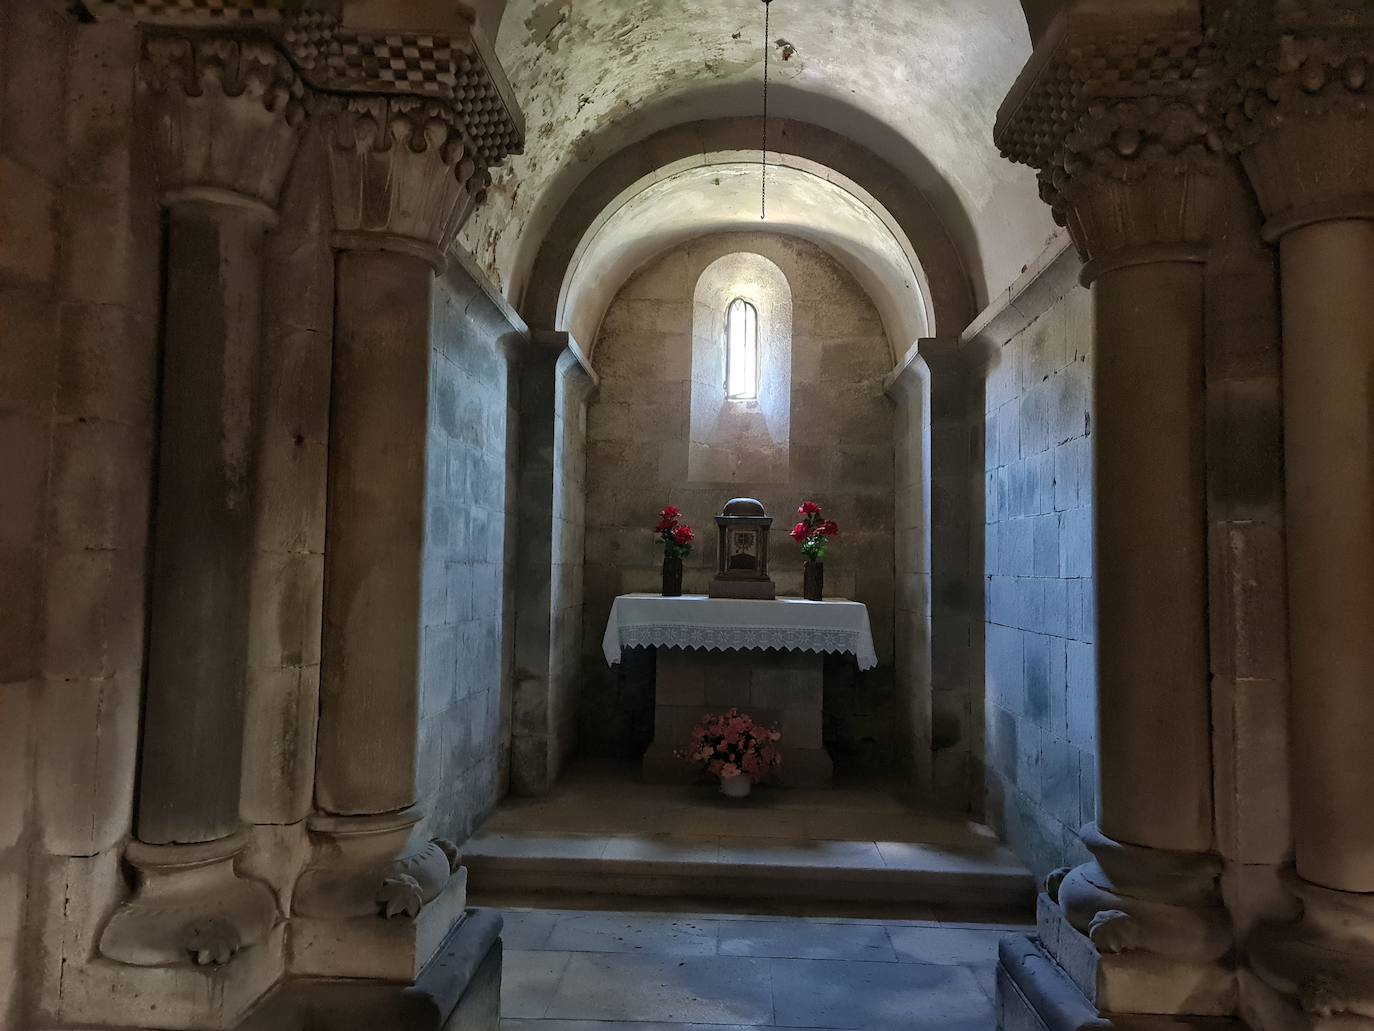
[1213,2,1374,236]
[321,94,489,268]
[138,34,307,214]
[995,7,1222,278]
[82,0,523,243]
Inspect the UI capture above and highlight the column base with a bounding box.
[997,932,1242,1031]
[99,832,278,968]
[291,809,469,980]
[1036,891,1235,1018]
[1002,823,1239,1026]
[290,867,469,980]
[1043,825,1236,1017]
[244,908,503,1031]
[1245,876,1374,1030]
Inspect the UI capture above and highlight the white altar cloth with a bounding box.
[603,593,878,671]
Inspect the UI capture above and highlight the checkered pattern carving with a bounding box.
[997,29,1214,172]
[80,0,522,169]
[90,0,281,22]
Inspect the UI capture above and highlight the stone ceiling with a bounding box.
[461,0,1058,339]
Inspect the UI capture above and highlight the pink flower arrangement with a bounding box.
[678,709,782,783]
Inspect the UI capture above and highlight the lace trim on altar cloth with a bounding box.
[615,623,877,670]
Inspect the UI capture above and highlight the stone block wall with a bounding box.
[0,15,163,1027]
[581,232,898,769]
[417,271,521,846]
[978,252,1098,877]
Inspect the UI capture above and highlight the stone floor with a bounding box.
[464,761,1033,916]
[498,906,1029,1031]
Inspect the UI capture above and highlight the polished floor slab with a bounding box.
[498,906,1031,1031]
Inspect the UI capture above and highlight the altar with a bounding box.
[602,594,878,787]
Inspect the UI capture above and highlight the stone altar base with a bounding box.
[643,648,834,788]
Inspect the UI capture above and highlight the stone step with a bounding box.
[462,830,1034,917]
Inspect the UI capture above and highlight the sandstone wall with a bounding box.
[581,232,898,769]
[0,14,156,1028]
[977,256,1098,876]
[417,272,521,846]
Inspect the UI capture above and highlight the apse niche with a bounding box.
[688,251,794,484]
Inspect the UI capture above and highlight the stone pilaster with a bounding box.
[993,3,1235,1025]
[512,332,597,796]
[98,32,305,983]
[1217,7,1374,1027]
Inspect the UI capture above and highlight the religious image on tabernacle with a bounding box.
[729,529,759,570]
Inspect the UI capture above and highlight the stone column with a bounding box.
[993,8,1234,1023]
[289,94,491,982]
[884,342,934,801]
[99,34,304,973]
[1222,17,1374,1026]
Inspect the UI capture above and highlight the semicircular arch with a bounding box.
[518,117,977,348]
[559,156,929,364]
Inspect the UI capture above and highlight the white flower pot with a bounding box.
[719,774,752,799]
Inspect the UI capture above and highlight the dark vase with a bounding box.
[662,553,684,597]
[803,560,824,601]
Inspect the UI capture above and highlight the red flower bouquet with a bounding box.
[790,501,839,562]
[680,709,782,784]
[655,506,695,558]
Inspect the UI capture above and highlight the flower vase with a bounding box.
[662,554,683,597]
[803,560,824,601]
[720,774,752,799]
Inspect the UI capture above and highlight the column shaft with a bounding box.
[138,201,269,844]
[1279,219,1374,892]
[1092,259,1212,854]
[316,248,433,816]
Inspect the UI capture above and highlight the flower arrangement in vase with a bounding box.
[679,709,782,798]
[790,501,839,601]
[654,506,694,597]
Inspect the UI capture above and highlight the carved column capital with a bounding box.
[137,34,308,217]
[995,13,1223,282]
[321,94,488,270]
[1214,6,1374,237]
[84,0,524,248]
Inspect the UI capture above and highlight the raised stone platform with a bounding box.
[462,762,1033,918]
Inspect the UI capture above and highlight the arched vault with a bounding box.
[557,153,930,362]
[463,0,1053,320]
[519,118,984,358]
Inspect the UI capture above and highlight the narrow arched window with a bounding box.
[725,297,759,400]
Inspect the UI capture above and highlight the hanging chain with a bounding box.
[761,0,772,221]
